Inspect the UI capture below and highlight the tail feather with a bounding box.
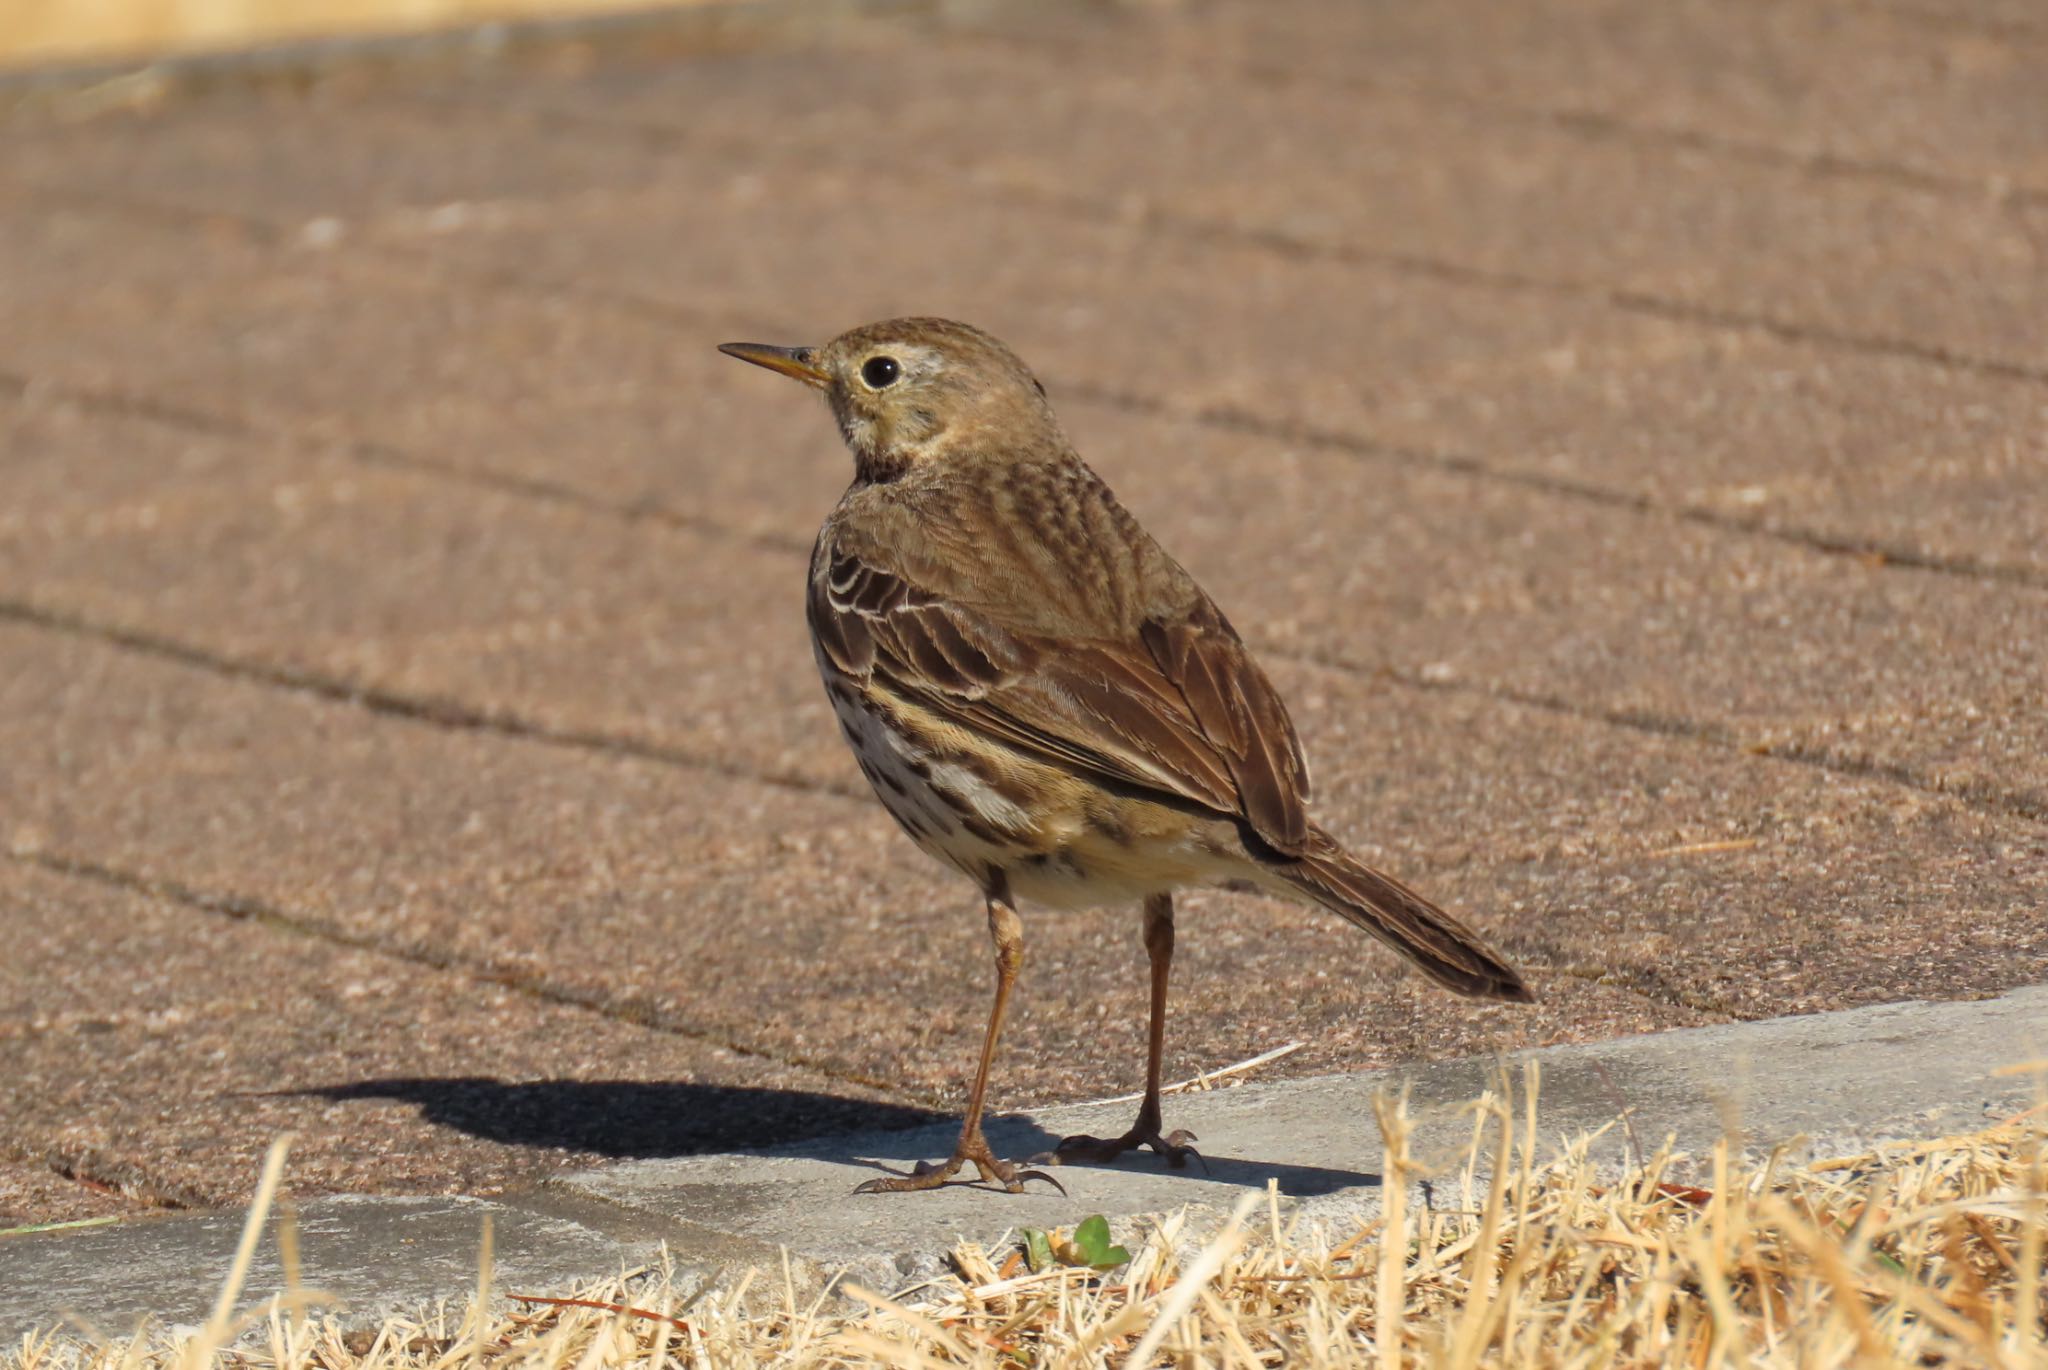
[1271,828,1532,1003]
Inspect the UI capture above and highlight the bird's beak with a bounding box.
[717,342,830,389]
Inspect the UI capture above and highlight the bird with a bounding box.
[719,318,1531,1195]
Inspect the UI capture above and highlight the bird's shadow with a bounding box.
[284,1078,1379,1197]
[281,1077,951,1159]
[980,1117,1378,1197]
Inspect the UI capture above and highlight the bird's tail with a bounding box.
[1267,827,1532,1002]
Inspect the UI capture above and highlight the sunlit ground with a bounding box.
[0,0,715,68]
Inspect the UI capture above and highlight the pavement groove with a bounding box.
[8,847,933,1105]
[0,596,865,804]
[0,854,949,1215]
[952,26,2042,206]
[436,97,2048,389]
[13,143,2044,573]
[0,1149,158,1224]
[1289,644,2048,831]
[9,189,2046,592]
[8,348,2046,828]
[0,367,815,559]
[9,620,1760,1112]
[13,566,2048,879]
[950,194,2048,387]
[1855,0,2048,41]
[11,496,2047,837]
[22,838,1722,1036]
[1063,383,2048,592]
[7,351,2047,829]
[13,332,2044,598]
[18,68,2048,385]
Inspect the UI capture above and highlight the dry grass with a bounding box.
[10,1065,2047,1368]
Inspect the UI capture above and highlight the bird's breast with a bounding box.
[815,656,1251,911]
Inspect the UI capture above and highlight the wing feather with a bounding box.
[811,531,1311,854]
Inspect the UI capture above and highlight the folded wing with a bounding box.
[810,537,1312,855]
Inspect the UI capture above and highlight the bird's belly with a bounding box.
[823,675,1249,910]
[1002,830,1248,911]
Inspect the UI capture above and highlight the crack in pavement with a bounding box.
[1282,644,2048,829]
[443,95,2048,388]
[1061,382,2048,593]
[17,179,2048,589]
[1850,0,2048,44]
[952,24,2048,210]
[991,179,2048,388]
[43,1151,209,1213]
[0,1140,183,1215]
[6,543,2046,846]
[0,596,867,806]
[6,368,2047,830]
[0,593,1810,1032]
[7,847,936,1108]
[0,366,812,561]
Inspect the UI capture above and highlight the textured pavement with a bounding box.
[2,0,2045,1226]
[8,985,2046,1338]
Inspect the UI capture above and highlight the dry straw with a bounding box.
[9,1066,2046,1367]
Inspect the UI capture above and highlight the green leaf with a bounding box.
[1021,1227,1055,1274]
[1872,1251,1909,1277]
[1065,1214,1132,1270]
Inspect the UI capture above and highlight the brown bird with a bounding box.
[720,319,1530,1195]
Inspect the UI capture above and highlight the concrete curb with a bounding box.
[4,985,2042,1340]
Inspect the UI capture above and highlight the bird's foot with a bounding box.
[854,1132,1066,1196]
[1039,1124,1204,1172]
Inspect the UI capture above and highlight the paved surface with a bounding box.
[5,986,2043,1338]
[1,0,2045,1230]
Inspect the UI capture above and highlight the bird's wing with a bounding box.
[810,532,1312,855]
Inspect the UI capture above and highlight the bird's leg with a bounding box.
[856,886,1063,1195]
[1047,892,1201,1169]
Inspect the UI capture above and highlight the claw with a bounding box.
[1157,1129,1208,1173]
[853,1150,1060,1196]
[1044,1122,1204,1173]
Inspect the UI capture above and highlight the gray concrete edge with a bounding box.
[3,984,2043,1342]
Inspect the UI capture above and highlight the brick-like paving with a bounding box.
[2,0,2044,1224]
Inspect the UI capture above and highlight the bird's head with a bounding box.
[719,317,1059,482]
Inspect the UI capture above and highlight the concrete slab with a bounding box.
[369,164,2048,581]
[983,0,2048,192]
[0,1191,759,1344]
[480,28,2048,371]
[554,982,2048,1289]
[0,861,934,1215]
[7,149,2043,588]
[4,984,2039,1341]
[0,622,1704,1119]
[5,613,2046,1156]
[0,1160,141,1232]
[8,368,2046,831]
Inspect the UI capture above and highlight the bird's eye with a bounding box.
[860,356,901,388]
